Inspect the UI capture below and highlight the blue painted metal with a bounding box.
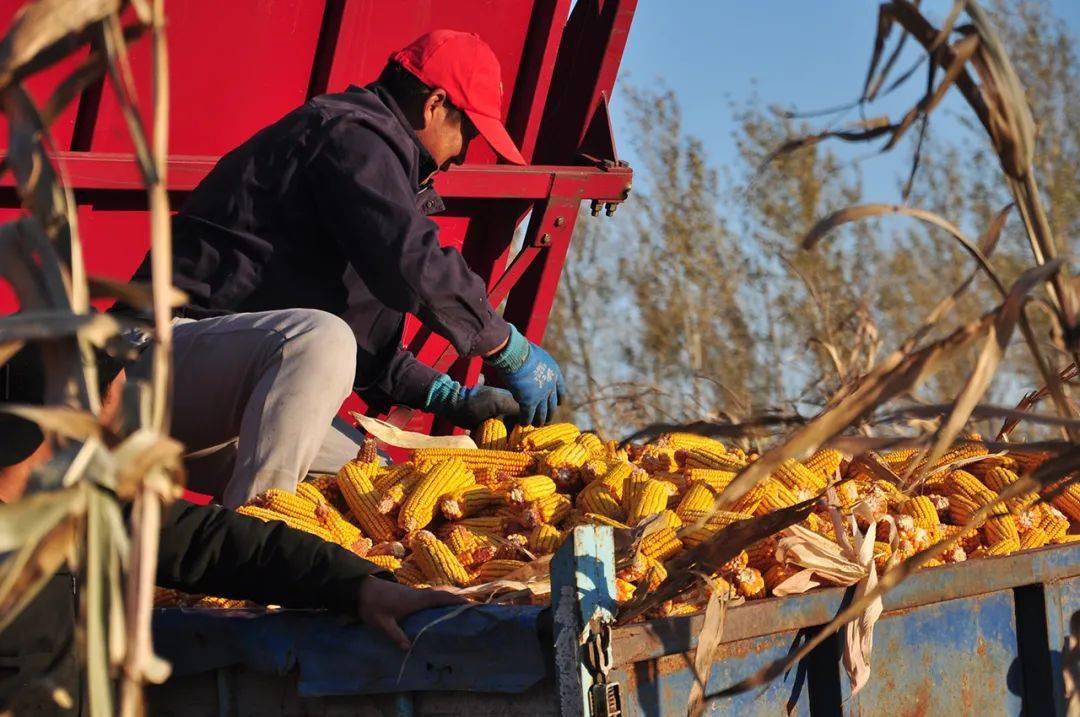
[609,543,1080,716]
[551,525,618,717]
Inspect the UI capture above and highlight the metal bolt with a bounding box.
[553,216,566,228]
[538,233,552,246]
[590,200,602,216]
[605,202,618,217]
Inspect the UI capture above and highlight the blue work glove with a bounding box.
[484,325,566,427]
[422,374,520,429]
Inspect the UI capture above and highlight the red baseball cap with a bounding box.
[391,30,526,165]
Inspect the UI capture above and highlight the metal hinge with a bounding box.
[585,624,622,717]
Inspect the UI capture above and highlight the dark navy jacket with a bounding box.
[123,83,510,410]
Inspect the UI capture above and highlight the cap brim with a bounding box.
[466,110,526,165]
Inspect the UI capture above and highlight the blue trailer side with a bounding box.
[148,530,1080,715]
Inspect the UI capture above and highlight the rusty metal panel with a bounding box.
[841,591,1024,716]
[611,631,812,717]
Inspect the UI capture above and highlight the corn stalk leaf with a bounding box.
[0,403,101,441]
[688,590,726,717]
[0,311,121,345]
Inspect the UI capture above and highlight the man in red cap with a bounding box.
[103,30,566,507]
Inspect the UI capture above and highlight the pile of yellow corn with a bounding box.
[155,421,1080,617]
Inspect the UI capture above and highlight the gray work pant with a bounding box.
[127,309,363,507]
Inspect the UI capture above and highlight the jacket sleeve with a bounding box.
[356,346,443,413]
[155,500,390,613]
[306,120,510,358]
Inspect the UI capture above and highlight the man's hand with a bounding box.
[357,577,467,651]
[484,326,566,426]
[422,375,519,428]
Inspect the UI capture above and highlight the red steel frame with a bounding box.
[0,0,636,437]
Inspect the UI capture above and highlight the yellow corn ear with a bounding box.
[983,515,1019,546]
[658,432,728,452]
[730,481,769,514]
[746,537,780,571]
[985,539,1019,557]
[640,527,682,561]
[754,479,799,515]
[1020,527,1049,550]
[507,475,558,504]
[576,482,625,520]
[685,468,736,493]
[575,432,607,459]
[675,482,718,523]
[734,567,766,599]
[804,449,843,479]
[626,479,671,525]
[440,484,498,521]
[473,559,527,583]
[336,462,399,542]
[529,523,562,554]
[375,466,423,514]
[395,561,429,588]
[476,418,508,450]
[399,458,475,533]
[411,530,470,586]
[235,504,335,542]
[579,512,631,529]
[677,446,747,471]
[596,462,634,500]
[523,493,572,527]
[413,448,533,476]
[365,554,403,571]
[372,462,418,492]
[900,495,940,531]
[773,459,826,493]
[521,422,580,451]
[1050,483,1080,522]
[540,442,589,474]
[438,516,506,538]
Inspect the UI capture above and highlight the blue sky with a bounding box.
[610,0,1080,203]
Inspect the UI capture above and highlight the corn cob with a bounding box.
[438,516,506,538]
[675,482,718,523]
[540,442,589,474]
[773,459,827,493]
[475,418,508,450]
[337,461,399,542]
[194,595,248,609]
[985,538,1019,557]
[678,446,747,472]
[804,449,843,479]
[720,550,749,576]
[523,493,572,527]
[833,479,860,510]
[581,459,611,483]
[685,468,737,493]
[579,512,632,529]
[872,541,893,572]
[900,496,941,531]
[729,480,769,514]
[947,493,985,525]
[878,447,919,471]
[376,466,423,515]
[640,527,682,561]
[153,587,186,608]
[295,482,326,505]
[1011,451,1052,475]
[395,561,429,588]
[983,515,1019,546]
[576,482,625,520]
[473,559,527,583]
[506,475,557,504]
[1050,483,1080,522]
[413,448,533,476]
[626,479,672,525]
[596,462,634,500]
[1051,533,1080,545]
[734,567,766,599]
[505,423,535,449]
[398,458,475,533]
[678,511,754,548]
[576,432,607,459]
[236,503,335,542]
[659,600,706,618]
[372,462,418,492]
[763,564,798,594]
[618,552,651,583]
[914,442,990,477]
[529,523,562,554]
[439,484,498,521]
[746,536,780,571]
[754,479,800,515]
[365,554,403,571]
[615,578,637,603]
[643,556,669,591]
[411,530,470,586]
[1039,511,1070,541]
[521,423,580,451]
[1020,527,1049,550]
[658,432,728,452]
[981,467,1037,511]
[253,488,318,522]
[638,445,679,473]
[805,512,835,538]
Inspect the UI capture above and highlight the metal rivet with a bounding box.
[553,216,566,228]
[539,233,552,246]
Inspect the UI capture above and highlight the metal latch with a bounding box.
[585,624,622,717]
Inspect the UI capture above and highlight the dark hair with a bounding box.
[377,61,463,123]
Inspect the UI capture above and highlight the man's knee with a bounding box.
[282,310,356,388]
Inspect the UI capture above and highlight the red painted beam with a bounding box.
[32,151,632,201]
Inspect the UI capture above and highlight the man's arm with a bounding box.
[156,500,385,613]
[307,121,509,358]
